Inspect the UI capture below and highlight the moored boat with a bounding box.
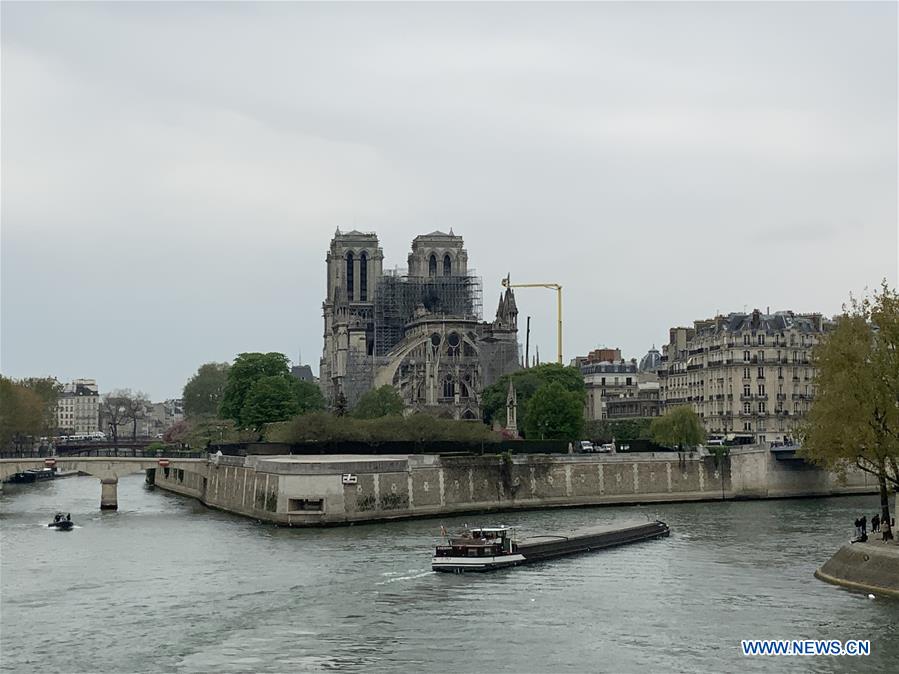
[432,520,670,572]
[8,468,56,484]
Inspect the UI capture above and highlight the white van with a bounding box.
[578,440,595,453]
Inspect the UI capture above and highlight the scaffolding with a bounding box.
[373,270,483,357]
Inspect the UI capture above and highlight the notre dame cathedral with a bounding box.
[319,229,520,419]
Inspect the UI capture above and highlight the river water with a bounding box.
[1,474,897,673]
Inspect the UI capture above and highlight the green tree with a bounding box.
[20,377,63,437]
[0,376,45,450]
[220,353,292,424]
[802,282,899,540]
[352,385,404,419]
[482,364,585,435]
[240,375,300,432]
[650,406,706,452]
[183,362,230,418]
[333,392,348,417]
[524,381,585,440]
[587,418,653,444]
[294,379,327,415]
[268,411,500,444]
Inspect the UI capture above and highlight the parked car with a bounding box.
[578,440,595,453]
[597,443,615,453]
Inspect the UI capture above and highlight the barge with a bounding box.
[432,520,670,572]
[7,468,56,484]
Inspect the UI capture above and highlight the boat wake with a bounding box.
[376,570,432,585]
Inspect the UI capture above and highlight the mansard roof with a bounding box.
[698,309,824,336]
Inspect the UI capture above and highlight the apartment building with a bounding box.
[57,379,100,435]
[658,309,830,444]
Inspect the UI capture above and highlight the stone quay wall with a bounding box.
[151,447,876,526]
[815,541,899,598]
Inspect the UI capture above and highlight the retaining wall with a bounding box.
[152,447,876,526]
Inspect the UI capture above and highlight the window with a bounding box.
[757,350,764,362]
[743,334,750,345]
[626,377,632,385]
[359,251,368,301]
[758,402,766,413]
[743,367,750,379]
[428,254,437,277]
[743,351,750,362]
[758,367,764,378]
[758,384,765,395]
[743,385,751,396]
[443,376,455,398]
[757,334,765,345]
[346,252,354,300]
[443,254,452,276]
[743,402,751,413]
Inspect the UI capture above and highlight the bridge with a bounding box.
[0,453,209,511]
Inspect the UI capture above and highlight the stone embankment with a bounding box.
[150,446,876,526]
[815,540,899,598]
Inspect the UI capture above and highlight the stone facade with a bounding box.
[56,379,99,435]
[320,229,519,419]
[659,309,831,444]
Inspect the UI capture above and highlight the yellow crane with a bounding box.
[501,275,563,365]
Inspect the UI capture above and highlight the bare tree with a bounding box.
[100,390,132,447]
[122,391,151,440]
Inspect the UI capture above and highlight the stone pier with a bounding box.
[100,478,118,510]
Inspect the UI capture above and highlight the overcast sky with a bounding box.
[2,2,896,401]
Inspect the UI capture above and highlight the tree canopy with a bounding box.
[650,406,706,451]
[241,376,300,431]
[269,411,499,444]
[352,385,404,419]
[523,381,585,440]
[294,379,327,416]
[587,418,654,444]
[0,376,47,449]
[220,353,293,423]
[183,362,230,417]
[802,282,899,538]
[481,364,586,437]
[219,352,324,431]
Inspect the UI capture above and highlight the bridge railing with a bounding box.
[0,449,55,459]
[0,448,207,460]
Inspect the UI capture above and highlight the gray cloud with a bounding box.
[2,1,896,400]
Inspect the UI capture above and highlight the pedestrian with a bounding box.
[853,517,861,542]
[861,515,867,538]
[872,514,880,533]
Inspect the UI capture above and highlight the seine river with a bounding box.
[2,474,897,673]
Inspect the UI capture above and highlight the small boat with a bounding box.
[432,520,670,572]
[48,513,74,531]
